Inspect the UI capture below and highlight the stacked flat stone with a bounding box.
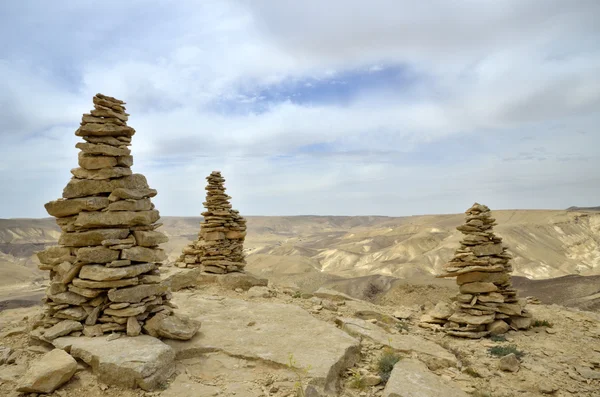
[423,203,531,338]
[177,171,247,273]
[34,93,177,340]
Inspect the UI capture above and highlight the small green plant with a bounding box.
[287,353,312,397]
[532,320,553,328]
[348,370,367,390]
[396,321,410,332]
[292,291,302,299]
[490,334,507,342]
[488,345,524,359]
[377,347,401,383]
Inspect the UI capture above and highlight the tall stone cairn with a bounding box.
[176,171,247,273]
[34,93,188,341]
[421,203,531,338]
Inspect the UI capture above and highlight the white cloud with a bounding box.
[0,0,599,217]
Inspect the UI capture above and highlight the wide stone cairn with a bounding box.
[421,203,531,338]
[176,171,247,273]
[34,93,197,341]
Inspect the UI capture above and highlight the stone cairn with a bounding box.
[176,171,247,273]
[420,203,531,338]
[33,93,198,342]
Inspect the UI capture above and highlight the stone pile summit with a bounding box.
[33,93,198,342]
[177,171,247,273]
[421,203,531,338]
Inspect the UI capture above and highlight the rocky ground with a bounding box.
[0,270,599,396]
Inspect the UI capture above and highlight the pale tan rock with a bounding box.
[108,284,168,303]
[487,320,509,335]
[43,320,83,341]
[70,167,132,180]
[78,153,118,170]
[76,246,120,263]
[132,230,168,247]
[75,142,130,156]
[59,228,129,247]
[48,292,88,305]
[104,305,147,317]
[76,123,135,137]
[108,187,157,201]
[121,246,166,262]
[459,282,499,294]
[127,316,142,336]
[456,271,510,285]
[52,335,174,390]
[72,277,139,289]
[448,312,496,325]
[144,314,200,340]
[498,353,520,372]
[74,209,160,228]
[37,246,74,267]
[79,263,155,281]
[107,198,153,211]
[63,173,149,199]
[384,359,469,397]
[17,349,77,393]
[45,197,110,217]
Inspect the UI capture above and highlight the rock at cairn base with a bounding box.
[420,203,531,338]
[176,171,247,273]
[34,94,198,342]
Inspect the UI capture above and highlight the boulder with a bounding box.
[166,295,360,394]
[144,314,200,340]
[498,353,520,372]
[247,286,271,298]
[17,349,77,393]
[53,335,175,390]
[487,320,509,335]
[429,302,453,319]
[383,359,469,397]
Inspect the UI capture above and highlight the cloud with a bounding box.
[0,0,599,217]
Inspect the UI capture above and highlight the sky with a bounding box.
[1,0,599,218]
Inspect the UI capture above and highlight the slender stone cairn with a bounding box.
[34,93,198,341]
[420,203,531,338]
[176,171,247,273]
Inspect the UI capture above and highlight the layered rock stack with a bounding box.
[177,171,247,273]
[421,203,531,338]
[34,94,198,341]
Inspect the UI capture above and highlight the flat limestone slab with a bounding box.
[384,359,468,397]
[167,294,360,394]
[336,317,457,370]
[53,335,175,390]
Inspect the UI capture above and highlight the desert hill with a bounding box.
[1,209,599,309]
